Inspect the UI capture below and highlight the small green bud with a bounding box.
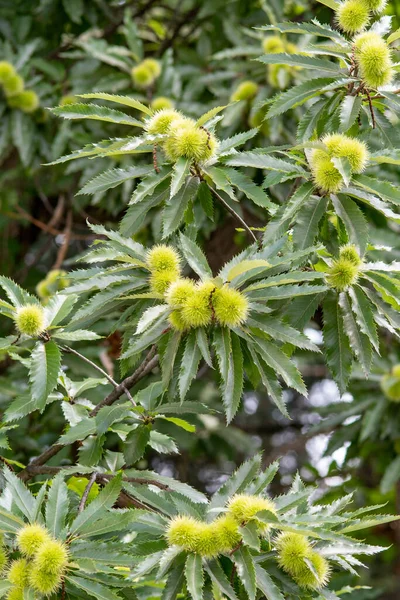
[145,109,182,135]
[131,64,154,88]
[141,58,161,78]
[230,80,259,102]
[0,61,16,84]
[7,90,39,113]
[336,0,370,34]
[3,74,24,98]
[381,365,400,402]
[262,36,285,54]
[151,96,175,111]
[60,95,78,106]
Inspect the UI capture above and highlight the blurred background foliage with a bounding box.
[0,1,399,597]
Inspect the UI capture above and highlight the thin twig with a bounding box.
[62,346,119,389]
[78,472,97,512]
[18,348,159,481]
[52,209,73,270]
[207,183,260,247]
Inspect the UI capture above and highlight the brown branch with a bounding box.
[78,471,97,512]
[5,206,95,240]
[52,209,73,270]
[18,348,159,481]
[207,184,260,247]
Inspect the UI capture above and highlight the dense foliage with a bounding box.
[0,0,400,598]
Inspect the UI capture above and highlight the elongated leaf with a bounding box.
[252,337,307,395]
[293,195,328,250]
[29,341,61,411]
[331,194,369,255]
[233,546,256,600]
[267,78,335,118]
[353,174,400,206]
[224,152,305,175]
[255,565,285,600]
[210,455,262,510]
[205,560,239,600]
[0,276,36,308]
[348,286,379,352]
[222,332,243,423]
[76,92,152,115]
[323,292,353,393]
[185,554,203,600]
[339,292,372,375]
[52,103,144,127]
[77,166,152,196]
[257,53,340,72]
[46,472,69,538]
[66,575,121,600]
[179,233,212,279]
[179,332,202,401]
[339,95,362,132]
[3,467,36,521]
[163,177,199,238]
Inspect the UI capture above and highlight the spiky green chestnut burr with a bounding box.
[0,61,16,83]
[339,244,362,266]
[141,58,161,78]
[166,279,196,307]
[14,305,45,337]
[276,532,312,576]
[166,516,201,551]
[3,74,24,98]
[213,287,249,327]
[381,365,400,402]
[354,32,393,88]
[150,271,179,295]
[29,567,63,595]
[7,90,39,113]
[6,588,23,600]
[163,120,218,163]
[181,289,212,328]
[151,97,175,111]
[7,559,30,588]
[131,64,154,88]
[168,310,188,332]
[362,0,387,12]
[227,494,277,525]
[145,109,182,135]
[147,245,181,273]
[326,258,359,291]
[230,81,259,102]
[322,134,368,173]
[262,36,285,54]
[310,155,343,194]
[336,0,370,34]
[16,524,50,557]
[214,515,241,552]
[32,539,68,575]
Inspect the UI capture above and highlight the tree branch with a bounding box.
[18,347,159,481]
[78,472,97,512]
[207,183,261,247]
